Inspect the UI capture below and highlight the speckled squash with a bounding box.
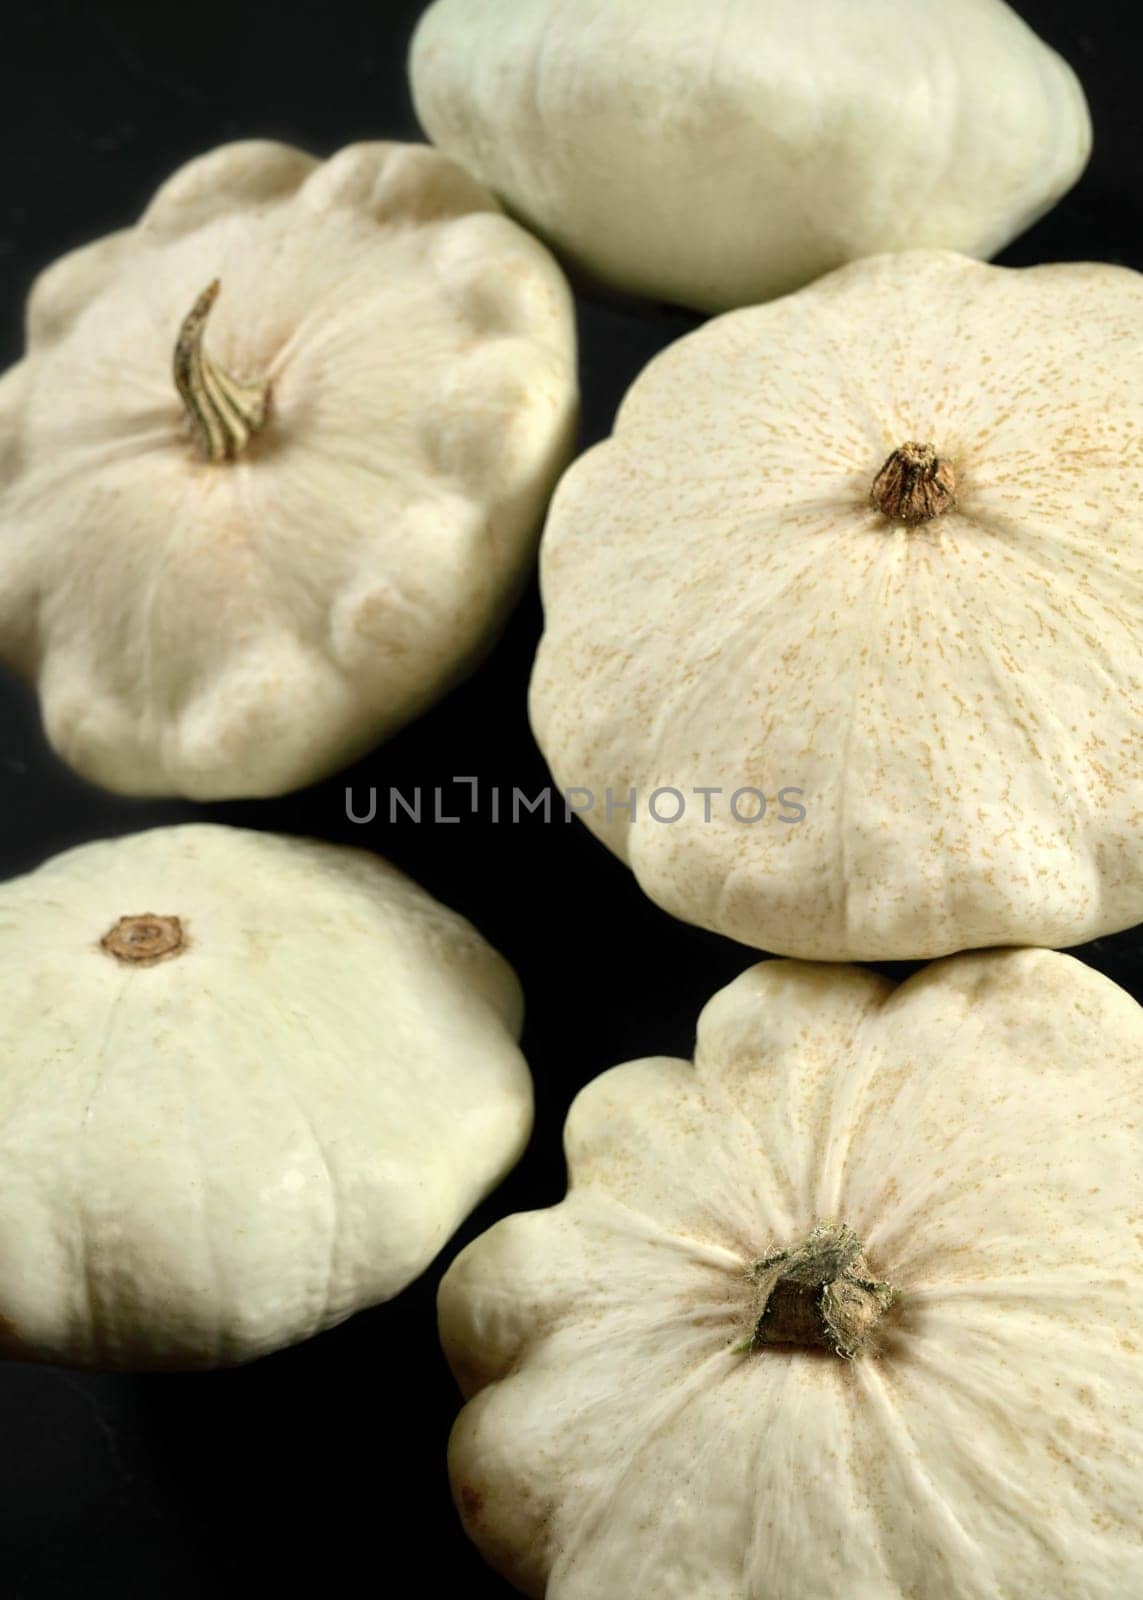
[530,250,1143,960]
[0,824,532,1369]
[0,140,577,799]
[441,949,1143,1598]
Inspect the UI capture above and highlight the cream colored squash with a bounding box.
[0,140,577,799]
[440,949,1143,1599]
[410,0,1091,313]
[0,824,531,1369]
[530,250,1143,961]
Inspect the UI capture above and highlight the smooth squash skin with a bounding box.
[0,824,532,1369]
[0,141,577,799]
[440,950,1143,1599]
[530,250,1143,961]
[410,0,1092,313]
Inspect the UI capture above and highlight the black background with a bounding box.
[1,2,1140,1594]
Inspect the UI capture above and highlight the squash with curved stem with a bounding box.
[441,950,1143,1598]
[0,824,532,1369]
[530,250,1143,960]
[0,140,577,799]
[411,0,1091,313]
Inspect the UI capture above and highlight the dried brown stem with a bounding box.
[871,441,956,526]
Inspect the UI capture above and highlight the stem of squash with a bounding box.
[101,914,186,966]
[871,441,956,525]
[173,281,270,462]
[746,1223,895,1359]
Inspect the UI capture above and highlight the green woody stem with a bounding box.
[173,280,270,462]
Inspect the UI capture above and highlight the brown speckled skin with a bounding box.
[531,251,1143,960]
[441,950,1143,1598]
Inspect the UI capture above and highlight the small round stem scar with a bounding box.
[101,914,186,966]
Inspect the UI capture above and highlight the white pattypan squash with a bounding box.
[530,250,1143,961]
[410,0,1091,313]
[440,950,1143,1599]
[0,824,531,1369]
[0,140,577,799]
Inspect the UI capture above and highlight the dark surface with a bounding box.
[0,2,1140,1595]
